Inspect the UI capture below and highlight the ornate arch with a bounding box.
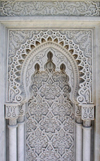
[8,29,92,105]
[5,26,94,161]
[20,42,80,103]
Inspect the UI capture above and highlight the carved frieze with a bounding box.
[0,1,100,17]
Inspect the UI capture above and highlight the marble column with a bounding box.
[83,120,92,161]
[75,117,82,161]
[8,119,17,161]
[5,103,19,161]
[18,116,25,161]
[81,103,94,161]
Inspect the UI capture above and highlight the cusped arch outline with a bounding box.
[20,42,81,104]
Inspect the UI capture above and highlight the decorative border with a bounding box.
[0,1,100,16]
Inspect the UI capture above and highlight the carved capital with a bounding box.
[75,104,81,117]
[5,102,26,119]
[19,103,26,116]
[5,103,19,119]
[75,104,82,124]
[81,103,94,121]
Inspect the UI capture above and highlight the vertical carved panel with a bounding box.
[26,54,74,161]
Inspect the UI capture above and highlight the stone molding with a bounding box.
[0,1,100,17]
[81,103,94,121]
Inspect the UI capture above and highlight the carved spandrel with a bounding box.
[81,104,94,121]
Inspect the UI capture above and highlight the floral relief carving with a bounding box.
[26,57,74,161]
[81,104,94,120]
[5,103,26,119]
[8,29,92,104]
[52,130,74,156]
[28,95,49,123]
[5,104,18,119]
[0,1,100,16]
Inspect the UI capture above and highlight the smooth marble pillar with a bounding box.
[75,122,82,161]
[83,121,91,161]
[8,119,17,161]
[18,116,25,161]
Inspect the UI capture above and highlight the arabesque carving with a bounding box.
[0,1,100,16]
[5,103,19,119]
[81,103,94,120]
[8,29,93,104]
[5,103,25,119]
[26,55,74,161]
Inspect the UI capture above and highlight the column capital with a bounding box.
[75,104,82,124]
[5,102,26,119]
[75,104,81,117]
[81,103,94,121]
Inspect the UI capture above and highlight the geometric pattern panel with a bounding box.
[26,56,74,161]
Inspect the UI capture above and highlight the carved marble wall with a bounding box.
[8,29,92,105]
[0,1,100,16]
[0,1,100,161]
[26,53,74,161]
[5,29,94,161]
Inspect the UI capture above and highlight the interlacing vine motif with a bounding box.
[26,56,74,161]
[8,29,92,104]
[0,1,100,16]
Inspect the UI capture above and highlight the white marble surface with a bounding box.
[8,125,17,161]
[83,126,92,161]
[18,122,25,161]
[0,3,100,161]
[75,123,82,161]
[0,23,7,161]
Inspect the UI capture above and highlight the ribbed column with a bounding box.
[83,120,92,161]
[75,122,82,161]
[18,116,25,161]
[8,119,17,161]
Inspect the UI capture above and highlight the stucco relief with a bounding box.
[8,29,92,105]
[81,103,94,120]
[26,56,74,161]
[0,1,100,16]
